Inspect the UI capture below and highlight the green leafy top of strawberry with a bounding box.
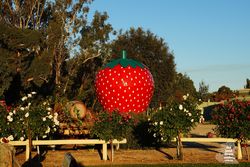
[105,50,144,68]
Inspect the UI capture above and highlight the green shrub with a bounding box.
[90,111,135,142]
[0,92,59,141]
[148,94,201,146]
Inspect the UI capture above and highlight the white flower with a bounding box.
[13,110,16,114]
[42,117,46,121]
[188,112,192,117]
[9,112,13,116]
[21,96,28,101]
[42,135,47,139]
[191,119,194,122]
[54,112,58,117]
[25,112,29,118]
[47,112,50,115]
[53,128,57,132]
[161,137,164,141]
[20,107,25,111]
[187,93,189,97]
[148,118,151,121]
[54,120,60,126]
[179,104,183,110]
[154,122,158,126]
[27,94,32,98]
[183,95,187,100]
[7,115,13,122]
[31,92,37,95]
[48,115,53,119]
[45,127,50,134]
[47,107,52,111]
[153,133,156,137]
[160,121,163,125]
[7,135,14,141]
[43,102,47,105]
[28,103,31,106]
[20,137,24,141]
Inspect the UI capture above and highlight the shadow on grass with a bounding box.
[155,148,174,160]
[182,142,220,153]
[21,150,86,167]
[22,153,45,167]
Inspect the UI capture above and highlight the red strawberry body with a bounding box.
[95,52,154,113]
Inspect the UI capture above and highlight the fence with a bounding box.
[9,138,249,161]
[9,139,127,161]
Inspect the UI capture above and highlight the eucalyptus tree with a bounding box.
[0,0,113,104]
[0,0,50,102]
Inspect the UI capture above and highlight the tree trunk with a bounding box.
[176,131,184,160]
[28,126,32,160]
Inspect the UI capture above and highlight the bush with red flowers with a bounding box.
[211,99,250,141]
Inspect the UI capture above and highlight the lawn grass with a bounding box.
[86,162,250,167]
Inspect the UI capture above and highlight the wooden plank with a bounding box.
[8,140,28,146]
[31,139,127,146]
[171,138,237,142]
[9,139,126,161]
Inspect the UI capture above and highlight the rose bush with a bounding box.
[0,92,59,142]
[148,94,201,159]
[148,94,200,144]
[211,99,250,142]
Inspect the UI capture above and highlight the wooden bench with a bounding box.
[171,137,247,160]
[9,139,127,161]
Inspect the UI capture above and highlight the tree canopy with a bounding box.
[1,1,199,111]
[111,27,177,107]
[0,0,113,106]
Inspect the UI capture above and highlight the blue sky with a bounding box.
[88,0,250,92]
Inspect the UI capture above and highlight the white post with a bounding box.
[36,136,40,155]
[111,141,114,162]
[25,140,30,161]
[115,143,120,150]
[102,143,107,161]
[237,140,242,160]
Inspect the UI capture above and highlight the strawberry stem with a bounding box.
[122,50,126,59]
[104,50,145,68]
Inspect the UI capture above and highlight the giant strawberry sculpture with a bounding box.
[95,51,154,113]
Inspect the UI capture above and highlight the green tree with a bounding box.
[213,85,235,101]
[0,0,113,106]
[173,73,197,102]
[149,94,200,159]
[112,27,176,107]
[245,78,250,89]
[197,80,210,101]
[0,0,54,102]
[0,20,48,103]
[62,11,113,107]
